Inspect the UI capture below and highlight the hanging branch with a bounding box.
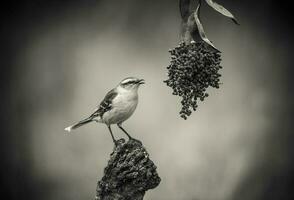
[180,0,195,44]
[179,0,191,22]
[164,0,239,119]
[180,0,239,48]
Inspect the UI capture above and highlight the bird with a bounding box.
[64,77,145,144]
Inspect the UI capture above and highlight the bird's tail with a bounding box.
[64,117,93,132]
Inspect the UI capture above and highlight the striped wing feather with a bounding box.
[91,89,118,118]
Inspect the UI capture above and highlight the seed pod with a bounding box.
[164,41,222,119]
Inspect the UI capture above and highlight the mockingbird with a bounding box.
[65,77,145,144]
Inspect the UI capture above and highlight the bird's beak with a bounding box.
[138,79,145,84]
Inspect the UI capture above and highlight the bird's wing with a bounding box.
[90,88,118,118]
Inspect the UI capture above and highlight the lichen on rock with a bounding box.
[96,138,161,200]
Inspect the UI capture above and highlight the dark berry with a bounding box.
[164,41,222,119]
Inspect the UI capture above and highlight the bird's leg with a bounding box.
[117,124,133,140]
[107,125,117,145]
[118,124,141,144]
[117,124,141,143]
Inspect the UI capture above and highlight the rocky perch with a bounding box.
[96,138,161,200]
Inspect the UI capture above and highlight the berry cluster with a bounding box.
[164,41,222,119]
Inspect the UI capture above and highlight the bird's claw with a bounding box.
[129,137,142,144]
[113,140,119,146]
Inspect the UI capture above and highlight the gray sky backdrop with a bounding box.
[1,0,293,200]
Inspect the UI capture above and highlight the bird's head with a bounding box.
[118,77,145,91]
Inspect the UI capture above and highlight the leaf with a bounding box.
[193,1,218,50]
[205,0,239,25]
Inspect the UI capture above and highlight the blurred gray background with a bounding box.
[1,0,293,199]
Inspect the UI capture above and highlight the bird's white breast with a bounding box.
[102,89,138,125]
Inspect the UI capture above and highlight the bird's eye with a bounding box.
[122,80,136,85]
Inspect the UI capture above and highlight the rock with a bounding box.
[96,138,161,200]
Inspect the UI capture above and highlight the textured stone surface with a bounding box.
[96,138,161,200]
